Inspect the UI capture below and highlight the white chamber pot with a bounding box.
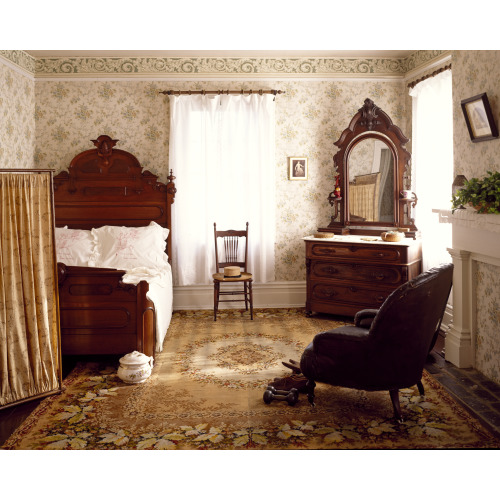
[117,351,154,384]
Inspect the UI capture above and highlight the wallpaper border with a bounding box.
[23,50,447,79]
[0,50,36,74]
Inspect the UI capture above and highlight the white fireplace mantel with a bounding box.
[435,208,500,368]
[436,208,500,237]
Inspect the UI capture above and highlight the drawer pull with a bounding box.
[323,289,337,297]
[375,253,386,258]
[325,266,338,275]
[375,295,385,303]
[373,273,386,280]
[349,286,358,293]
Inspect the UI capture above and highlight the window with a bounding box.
[169,94,276,285]
[410,69,453,271]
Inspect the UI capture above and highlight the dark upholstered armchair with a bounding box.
[300,263,454,422]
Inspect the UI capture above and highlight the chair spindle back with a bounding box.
[214,222,249,273]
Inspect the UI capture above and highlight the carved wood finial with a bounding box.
[359,98,381,130]
[167,169,177,198]
[91,135,119,161]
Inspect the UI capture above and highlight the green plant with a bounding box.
[451,170,500,214]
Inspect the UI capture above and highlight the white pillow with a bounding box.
[55,226,94,266]
[90,221,169,271]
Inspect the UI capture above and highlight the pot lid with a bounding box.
[119,350,151,365]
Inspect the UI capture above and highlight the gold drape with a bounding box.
[349,173,381,221]
[0,172,61,408]
[350,184,377,221]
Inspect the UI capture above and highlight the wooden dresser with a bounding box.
[305,235,422,317]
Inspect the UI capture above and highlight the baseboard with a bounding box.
[173,281,307,310]
[173,284,456,328]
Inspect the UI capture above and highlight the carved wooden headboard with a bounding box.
[53,135,176,262]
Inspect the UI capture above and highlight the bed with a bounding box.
[53,135,176,358]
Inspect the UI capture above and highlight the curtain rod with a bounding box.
[159,89,284,96]
[407,64,452,89]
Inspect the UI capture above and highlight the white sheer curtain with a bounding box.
[410,69,453,271]
[169,93,276,286]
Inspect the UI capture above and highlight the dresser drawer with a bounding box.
[309,281,390,308]
[304,237,422,318]
[310,261,405,286]
[307,242,404,263]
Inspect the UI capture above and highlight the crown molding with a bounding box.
[0,50,36,76]
[2,50,448,79]
[404,51,452,81]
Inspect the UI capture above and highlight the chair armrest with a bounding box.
[302,326,373,378]
[354,309,379,329]
[313,326,370,348]
[309,326,372,363]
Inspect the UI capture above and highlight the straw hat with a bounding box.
[223,266,241,278]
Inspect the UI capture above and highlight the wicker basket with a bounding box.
[381,231,404,242]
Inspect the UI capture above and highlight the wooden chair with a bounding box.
[212,222,253,321]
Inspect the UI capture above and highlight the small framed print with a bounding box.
[461,93,499,143]
[288,157,308,180]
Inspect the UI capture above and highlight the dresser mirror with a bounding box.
[319,98,419,238]
[347,137,394,223]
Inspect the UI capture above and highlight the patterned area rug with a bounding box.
[3,309,500,450]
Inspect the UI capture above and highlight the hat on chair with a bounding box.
[224,266,241,278]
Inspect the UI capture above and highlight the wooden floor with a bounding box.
[2,337,500,447]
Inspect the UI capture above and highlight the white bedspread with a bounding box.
[122,264,173,353]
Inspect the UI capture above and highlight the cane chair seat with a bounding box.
[212,272,253,282]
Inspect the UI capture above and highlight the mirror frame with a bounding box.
[320,98,418,238]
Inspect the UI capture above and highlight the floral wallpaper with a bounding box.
[476,261,500,383]
[7,50,441,284]
[0,57,35,169]
[275,80,407,280]
[34,78,407,282]
[3,49,500,383]
[452,50,500,383]
[34,80,169,174]
[452,50,500,180]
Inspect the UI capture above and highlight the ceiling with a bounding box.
[24,50,415,59]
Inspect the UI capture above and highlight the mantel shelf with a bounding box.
[436,207,500,370]
[434,208,500,235]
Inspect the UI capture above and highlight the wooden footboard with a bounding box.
[57,263,156,357]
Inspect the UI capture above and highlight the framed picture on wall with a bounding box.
[288,157,308,180]
[461,93,499,142]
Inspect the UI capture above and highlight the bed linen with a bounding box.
[55,223,173,353]
[122,265,173,352]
